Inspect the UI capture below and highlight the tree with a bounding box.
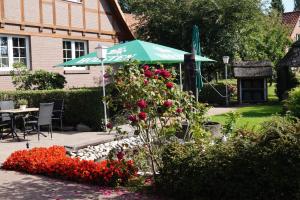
[271,0,284,13]
[126,0,290,75]
[295,0,300,11]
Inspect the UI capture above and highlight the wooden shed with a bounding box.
[233,61,273,104]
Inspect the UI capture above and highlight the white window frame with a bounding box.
[296,34,300,41]
[63,40,88,70]
[0,35,30,71]
[64,0,82,3]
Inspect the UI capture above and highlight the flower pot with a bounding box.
[203,121,222,138]
[20,105,27,110]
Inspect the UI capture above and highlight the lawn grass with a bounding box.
[210,85,283,130]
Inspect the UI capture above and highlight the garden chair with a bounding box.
[23,103,54,140]
[0,101,14,139]
[52,99,64,131]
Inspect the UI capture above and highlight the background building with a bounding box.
[0,0,134,90]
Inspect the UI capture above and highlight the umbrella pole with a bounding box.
[101,61,108,131]
[180,63,183,91]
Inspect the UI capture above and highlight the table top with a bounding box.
[0,107,39,114]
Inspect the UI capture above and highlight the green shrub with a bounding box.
[0,87,117,130]
[285,87,300,118]
[158,116,300,200]
[198,83,235,105]
[10,63,66,90]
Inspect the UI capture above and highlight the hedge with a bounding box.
[158,118,300,200]
[0,87,117,130]
[198,83,234,105]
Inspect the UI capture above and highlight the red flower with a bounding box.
[128,115,138,122]
[154,75,159,79]
[143,65,150,71]
[160,69,171,79]
[117,151,125,160]
[138,112,147,120]
[137,99,147,109]
[176,108,183,113]
[154,69,161,75]
[107,122,113,129]
[163,100,173,108]
[144,79,149,85]
[166,82,174,89]
[144,70,153,78]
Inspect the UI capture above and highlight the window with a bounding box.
[297,34,300,41]
[65,0,82,3]
[63,40,87,70]
[0,35,29,70]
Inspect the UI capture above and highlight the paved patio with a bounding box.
[207,107,237,116]
[0,126,163,200]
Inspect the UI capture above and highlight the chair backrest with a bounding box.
[0,101,14,121]
[38,103,54,126]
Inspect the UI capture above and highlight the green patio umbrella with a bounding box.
[58,40,214,67]
[192,25,203,102]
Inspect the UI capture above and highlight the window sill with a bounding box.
[0,70,12,76]
[62,0,82,4]
[64,70,90,74]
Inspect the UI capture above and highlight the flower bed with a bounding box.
[2,146,137,187]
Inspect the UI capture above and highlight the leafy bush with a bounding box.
[2,146,137,187]
[158,116,300,200]
[285,87,300,118]
[198,83,235,105]
[0,87,118,130]
[108,62,207,177]
[10,63,66,90]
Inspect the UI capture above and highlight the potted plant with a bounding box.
[17,99,28,110]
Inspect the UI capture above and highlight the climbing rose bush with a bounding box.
[2,146,137,186]
[108,62,207,176]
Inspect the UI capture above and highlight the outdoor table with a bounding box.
[0,108,39,141]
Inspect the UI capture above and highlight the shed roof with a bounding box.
[278,40,300,67]
[233,61,273,78]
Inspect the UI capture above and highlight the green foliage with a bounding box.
[295,0,300,11]
[198,83,234,105]
[223,111,241,136]
[0,87,111,130]
[10,63,66,90]
[271,0,284,13]
[285,87,300,118]
[158,116,300,200]
[126,0,290,72]
[17,99,28,106]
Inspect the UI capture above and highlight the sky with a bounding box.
[283,0,294,12]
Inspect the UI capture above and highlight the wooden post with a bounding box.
[183,54,197,97]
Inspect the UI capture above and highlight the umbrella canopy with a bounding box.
[58,40,214,66]
[192,25,204,92]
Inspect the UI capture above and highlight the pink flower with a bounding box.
[137,99,147,109]
[163,100,173,108]
[107,122,113,129]
[143,65,150,71]
[144,70,153,78]
[138,112,147,120]
[117,151,125,160]
[160,69,171,79]
[154,75,159,79]
[176,108,183,113]
[166,82,174,89]
[104,73,110,78]
[154,69,161,75]
[128,115,138,122]
[144,79,149,85]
